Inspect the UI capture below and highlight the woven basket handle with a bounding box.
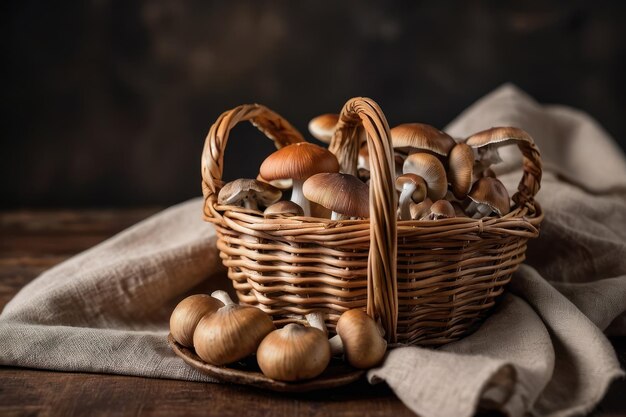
[511,139,543,212]
[330,97,398,343]
[201,104,305,220]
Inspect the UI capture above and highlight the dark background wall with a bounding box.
[3,0,625,208]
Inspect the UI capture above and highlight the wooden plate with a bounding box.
[168,334,366,392]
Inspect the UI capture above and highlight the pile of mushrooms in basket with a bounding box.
[169,112,532,382]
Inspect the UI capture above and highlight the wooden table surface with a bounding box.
[1,209,624,417]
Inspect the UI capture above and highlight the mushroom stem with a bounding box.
[305,312,327,335]
[329,335,344,356]
[211,290,235,306]
[290,179,311,217]
[242,196,259,211]
[398,187,415,220]
[330,211,349,221]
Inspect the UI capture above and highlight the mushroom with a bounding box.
[308,113,339,144]
[260,142,340,217]
[466,177,511,218]
[390,123,456,157]
[465,126,533,175]
[395,174,427,220]
[303,172,369,220]
[169,294,224,348]
[402,153,448,201]
[328,309,387,369]
[410,198,433,220]
[448,143,474,200]
[263,201,304,218]
[256,322,331,381]
[217,179,281,211]
[428,200,456,220]
[193,290,275,366]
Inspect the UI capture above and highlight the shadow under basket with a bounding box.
[201,97,543,346]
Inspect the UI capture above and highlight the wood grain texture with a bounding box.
[0,209,624,417]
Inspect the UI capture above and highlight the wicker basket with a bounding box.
[201,97,543,346]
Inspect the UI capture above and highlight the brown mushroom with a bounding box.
[263,201,304,218]
[410,198,433,220]
[303,172,369,220]
[328,309,387,369]
[390,123,456,156]
[465,127,533,175]
[448,143,475,200]
[217,179,281,211]
[467,177,511,218]
[308,113,339,144]
[395,174,427,220]
[260,142,340,217]
[402,153,448,201]
[428,200,456,220]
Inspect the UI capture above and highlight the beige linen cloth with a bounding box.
[1,84,625,417]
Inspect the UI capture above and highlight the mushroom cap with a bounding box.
[410,198,433,220]
[169,294,224,348]
[395,173,427,203]
[263,200,304,218]
[193,303,275,366]
[402,153,448,201]
[260,142,340,181]
[468,177,511,216]
[390,123,456,156]
[257,324,331,381]
[429,200,456,219]
[303,173,369,218]
[217,179,282,207]
[448,143,475,200]
[465,126,533,148]
[308,113,339,144]
[336,309,387,369]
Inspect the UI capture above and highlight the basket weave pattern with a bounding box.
[201,98,543,346]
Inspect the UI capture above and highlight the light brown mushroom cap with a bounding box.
[395,174,427,202]
[263,201,304,218]
[429,200,456,220]
[303,173,369,218]
[410,198,433,220]
[468,177,511,216]
[217,179,282,207]
[260,142,340,181]
[336,309,387,369]
[448,143,475,200]
[390,123,456,156]
[465,126,533,148]
[308,113,339,144]
[402,153,448,201]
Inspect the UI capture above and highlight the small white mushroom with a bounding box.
[395,174,427,220]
